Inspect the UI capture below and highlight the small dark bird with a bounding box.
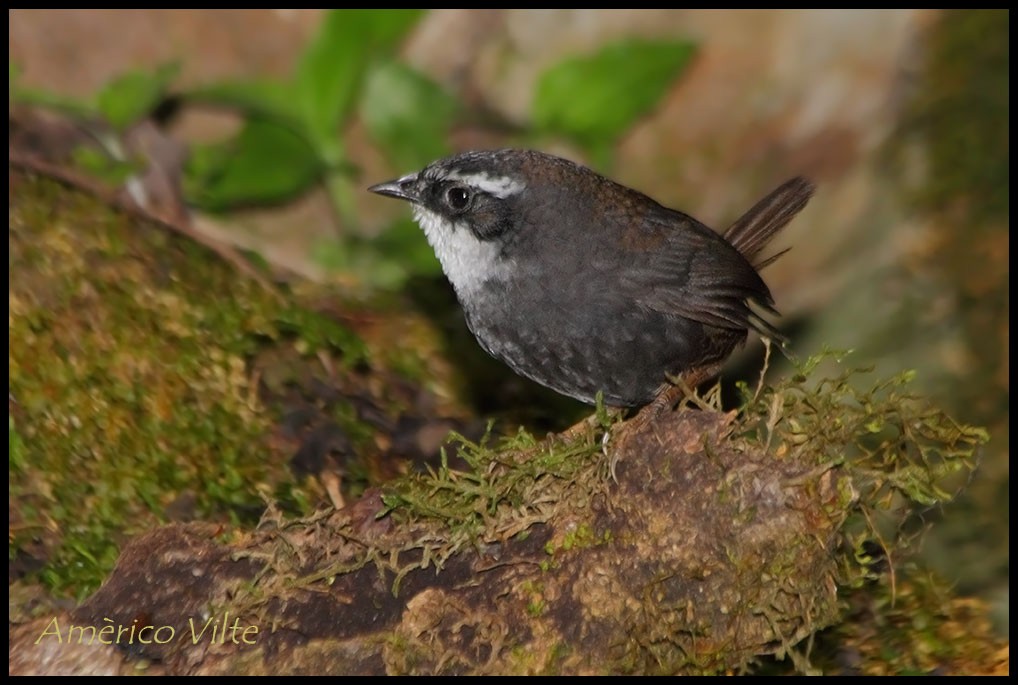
[370,149,813,408]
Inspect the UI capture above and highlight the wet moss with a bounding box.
[901,9,1008,228]
[8,166,1002,673]
[761,570,1009,675]
[8,175,369,597]
[889,9,1009,610]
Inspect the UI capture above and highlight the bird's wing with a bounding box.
[617,207,783,339]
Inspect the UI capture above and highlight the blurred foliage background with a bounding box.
[9,9,1008,640]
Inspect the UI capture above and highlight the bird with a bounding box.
[369,149,813,408]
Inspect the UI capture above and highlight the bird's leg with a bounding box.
[553,405,625,444]
[542,364,725,485]
[553,361,726,446]
[639,362,725,421]
[599,363,721,462]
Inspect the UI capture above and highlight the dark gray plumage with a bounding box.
[370,149,813,407]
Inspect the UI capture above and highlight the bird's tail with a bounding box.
[724,177,815,269]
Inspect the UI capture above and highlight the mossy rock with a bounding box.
[7,173,440,599]
[8,172,1002,674]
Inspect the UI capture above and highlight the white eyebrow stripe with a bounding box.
[443,171,526,199]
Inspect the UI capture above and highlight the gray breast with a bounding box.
[461,282,714,406]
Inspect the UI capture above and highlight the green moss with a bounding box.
[543,522,610,556]
[9,415,27,471]
[8,176,368,598]
[900,9,1008,227]
[377,425,611,592]
[899,10,1009,409]
[886,9,1008,609]
[526,599,546,617]
[727,352,990,674]
[736,352,985,597]
[761,570,1008,675]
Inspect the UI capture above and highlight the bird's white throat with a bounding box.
[412,205,506,299]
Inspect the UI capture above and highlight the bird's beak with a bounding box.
[368,173,421,203]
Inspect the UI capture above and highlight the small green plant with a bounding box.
[11,61,181,184]
[11,12,698,291]
[532,38,696,167]
[183,11,448,222]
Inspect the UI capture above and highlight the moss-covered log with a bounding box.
[7,173,995,675]
[15,368,984,674]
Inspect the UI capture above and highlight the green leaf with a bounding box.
[184,79,299,123]
[10,78,97,120]
[313,217,441,291]
[97,63,180,130]
[361,60,458,169]
[295,9,424,152]
[71,145,137,186]
[185,117,322,211]
[533,39,697,153]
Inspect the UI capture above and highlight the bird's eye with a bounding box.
[444,186,471,211]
